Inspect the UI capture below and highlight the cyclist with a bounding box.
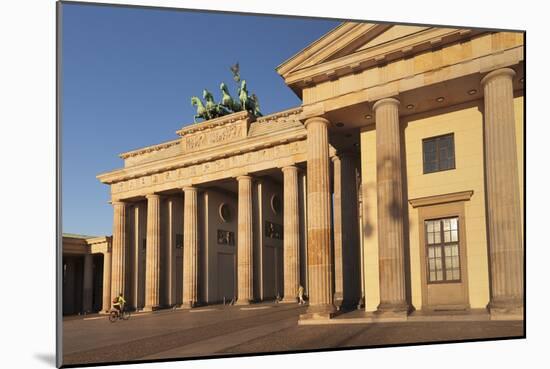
[112,293,126,317]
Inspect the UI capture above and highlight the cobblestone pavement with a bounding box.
[62,303,524,366]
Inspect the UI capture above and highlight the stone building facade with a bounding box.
[62,234,112,315]
[96,22,524,321]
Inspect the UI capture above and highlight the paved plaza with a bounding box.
[62,303,524,366]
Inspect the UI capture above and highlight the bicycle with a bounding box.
[109,306,131,322]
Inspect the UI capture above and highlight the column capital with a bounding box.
[182,186,198,193]
[372,97,400,112]
[145,193,160,200]
[236,174,253,182]
[281,165,299,174]
[111,200,125,207]
[481,68,516,86]
[304,116,330,130]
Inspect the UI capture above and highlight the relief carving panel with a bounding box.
[183,123,246,152]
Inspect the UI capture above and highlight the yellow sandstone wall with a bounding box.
[360,125,379,312]
[360,97,524,311]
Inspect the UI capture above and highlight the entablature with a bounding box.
[97,107,319,201]
[300,35,523,129]
[278,22,489,98]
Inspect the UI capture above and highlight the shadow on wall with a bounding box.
[361,121,414,310]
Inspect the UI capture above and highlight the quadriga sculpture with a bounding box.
[220,82,241,112]
[189,66,262,122]
[190,96,209,123]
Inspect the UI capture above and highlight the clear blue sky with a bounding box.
[61,3,339,237]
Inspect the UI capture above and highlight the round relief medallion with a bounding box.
[219,203,232,223]
[270,194,281,215]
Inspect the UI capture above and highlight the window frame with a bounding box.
[424,216,462,285]
[422,133,456,174]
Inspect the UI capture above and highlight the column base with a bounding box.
[334,295,361,312]
[488,298,524,320]
[235,299,253,306]
[300,303,338,321]
[180,301,198,309]
[375,301,410,320]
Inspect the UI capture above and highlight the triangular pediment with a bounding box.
[277,21,472,97]
[328,24,429,60]
[279,23,430,73]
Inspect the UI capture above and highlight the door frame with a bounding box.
[411,191,473,311]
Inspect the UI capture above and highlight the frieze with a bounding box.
[182,122,246,152]
[111,140,306,195]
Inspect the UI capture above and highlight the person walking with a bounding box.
[298,285,305,304]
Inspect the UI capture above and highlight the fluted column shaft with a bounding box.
[82,254,94,313]
[111,201,127,308]
[144,194,161,311]
[183,187,199,308]
[374,98,408,313]
[282,166,300,303]
[482,68,523,313]
[237,175,254,304]
[333,153,361,309]
[305,117,335,316]
[102,248,112,313]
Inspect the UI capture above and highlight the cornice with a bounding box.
[176,110,252,136]
[119,139,181,160]
[276,22,354,77]
[256,106,303,123]
[409,190,474,208]
[298,23,389,71]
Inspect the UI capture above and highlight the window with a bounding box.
[422,133,455,174]
[219,203,232,223]
[425,217,461,283]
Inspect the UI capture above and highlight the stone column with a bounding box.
[82,254,94,313]
[236,175,254,305]
[481,68,523,316]
[165,198,174,307]
[144,194,161,311]
[332,155,344,309]
[373,97,409,315]
[182,187,199,308]
[102,247,112,313]
[282,166,300,303]
[332,153,361,310]
[304,117,335,318]
[300,172,308,295]
[132,205,140,310]
[111,201,127,308]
